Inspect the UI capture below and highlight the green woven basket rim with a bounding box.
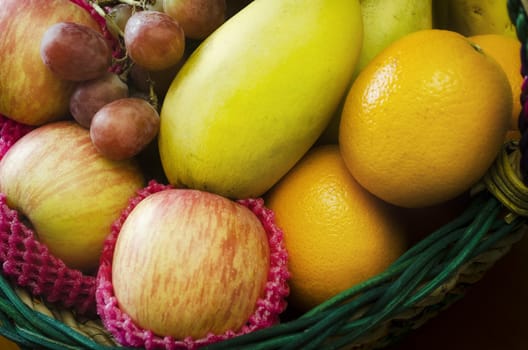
[0,190,523,350]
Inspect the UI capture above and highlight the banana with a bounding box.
[444,0,517,37]
[159,0,363,199]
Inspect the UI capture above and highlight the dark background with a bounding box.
[386,229,528,350]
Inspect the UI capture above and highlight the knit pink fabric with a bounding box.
[0,0,126,316]
[0,0,122,318]
[96,180,290,349]
[0,116,97,315]
[0,115,33,158]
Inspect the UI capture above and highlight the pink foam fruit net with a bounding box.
[96,180,290,349]
[0,0,122,317]
[0,115,97,316]
[0,0,128,316]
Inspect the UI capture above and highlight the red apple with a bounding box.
[0,121,145,272]
[111,188,271,340]
[0,0,104,125]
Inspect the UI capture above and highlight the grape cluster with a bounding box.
[39,0,234,161]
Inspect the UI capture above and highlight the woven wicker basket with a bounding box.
[1,1,528,349]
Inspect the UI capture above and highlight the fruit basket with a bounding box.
[1,0,528,349]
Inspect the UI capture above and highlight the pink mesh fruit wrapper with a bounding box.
[0,0,125,315]
[0,115,33,158]
[96,180,290,349]
[0,115,97,315]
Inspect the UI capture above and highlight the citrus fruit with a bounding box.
[339,29,512,208]
[469,34,523,131]
[265,144,408,311]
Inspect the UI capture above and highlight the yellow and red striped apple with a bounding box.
[0,121,145,272]
[111,188,270,339]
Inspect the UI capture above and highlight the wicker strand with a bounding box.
[484,141,528,221]
[15,288,116,347]
[0,274,130,350]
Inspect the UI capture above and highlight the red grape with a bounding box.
[69,72,129,128]
[106,4,134,38]
[124,11,185,71]
[163,0,226,39]
[90,98,160,160]
[40,22,112,81]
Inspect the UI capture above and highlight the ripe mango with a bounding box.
[159,0,363,198]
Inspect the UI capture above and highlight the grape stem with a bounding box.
[147,76,160,112]
[113,0,144,7]
[88,0,154,9]
[87,0,157,31]
[87,1,107,17]
[85,0,161,112]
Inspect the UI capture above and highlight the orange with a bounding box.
[469,34,523,131]
[339,29,512,208]
[265,144,408,311]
